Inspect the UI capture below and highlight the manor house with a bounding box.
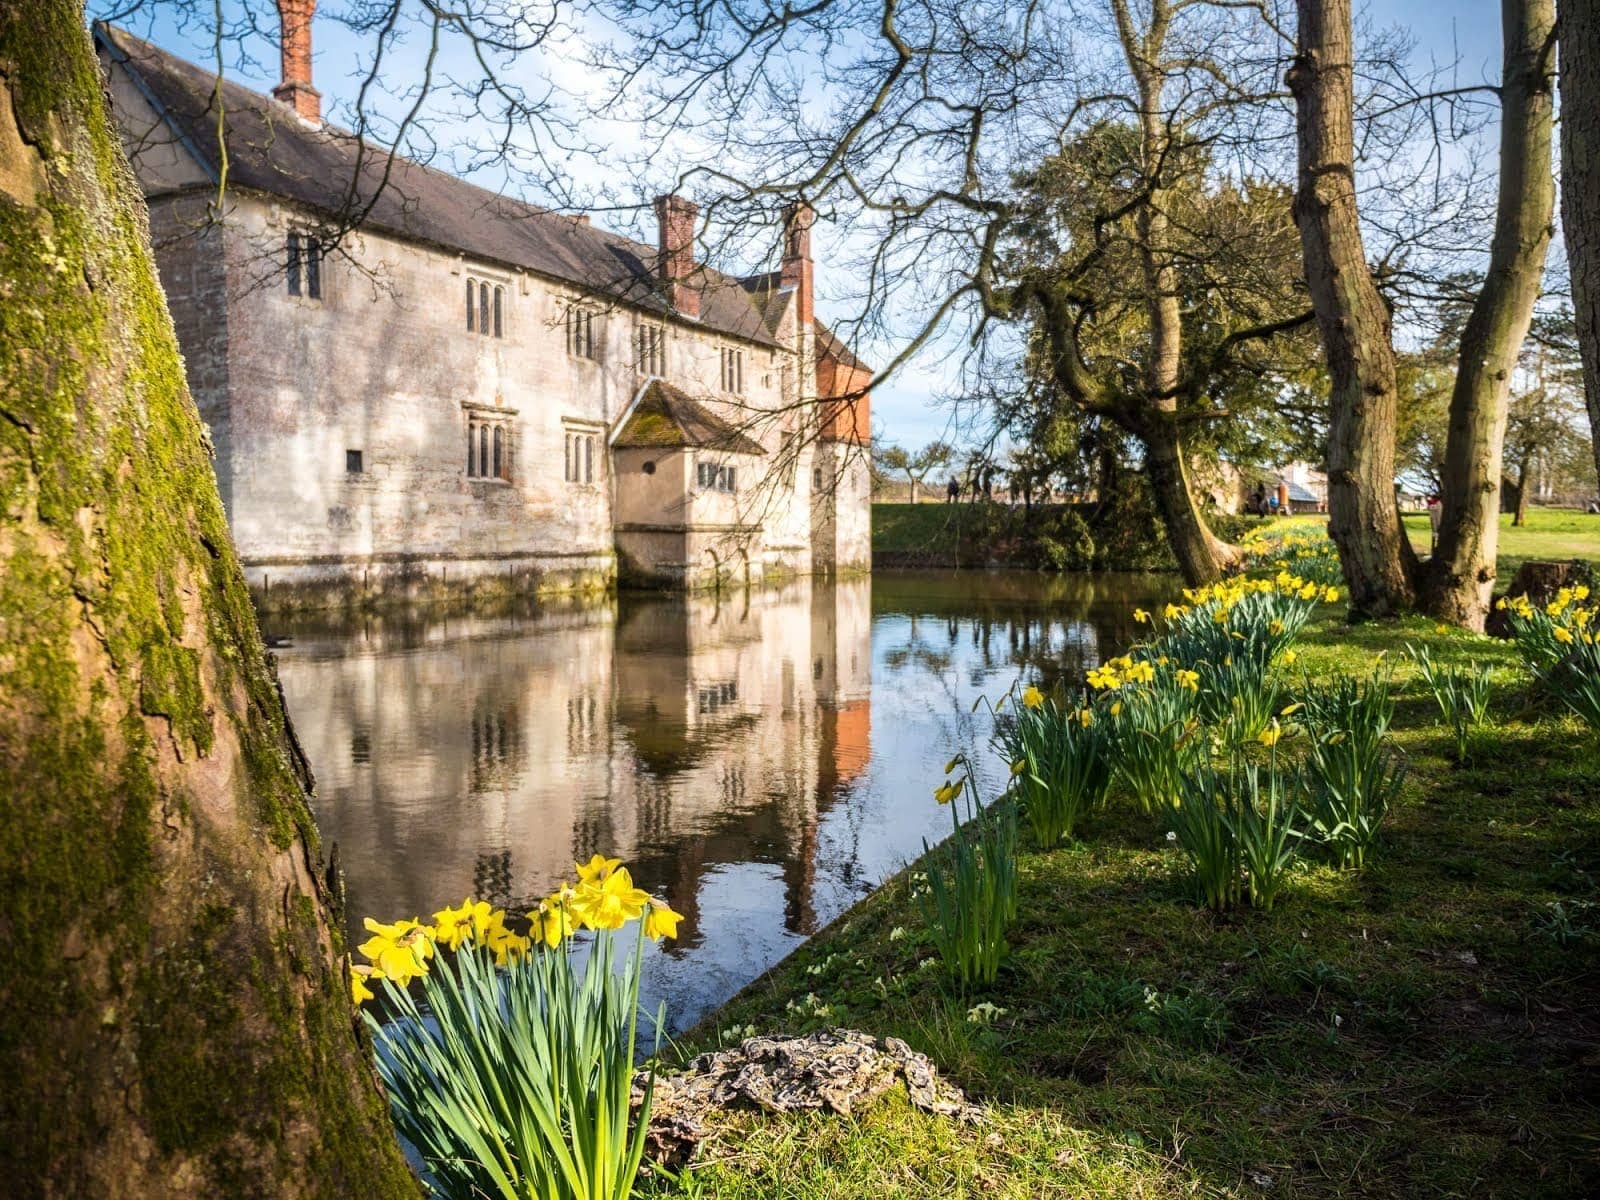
[95,14,872,601]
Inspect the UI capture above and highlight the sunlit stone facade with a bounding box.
[98,24,872,604]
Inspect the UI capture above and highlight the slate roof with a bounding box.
[96,23,783,350]
[612,380,767,457]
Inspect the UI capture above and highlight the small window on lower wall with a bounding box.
[466,418,512,481]
[564,430,599,484]
[346,449,364,474]
[696,461,737,493]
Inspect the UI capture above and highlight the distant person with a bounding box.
[1268,492,1280,515]
[1427,494,1442,551]
[946,477,959,503]
[1251,481,1269,518]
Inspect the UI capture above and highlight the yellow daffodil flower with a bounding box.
[1280,702,1303,717]
[1176,669,1199,691]
[568,866,652,931]
[1282,650,1298,666]
[534,898,574,948]
[1258,721,1283,748]
[643,898,685,942]
[1164,603,1184,620]
[431,898,505,952]
[933,779,964,805]
[1554,626,1574,644]
[1076,708,1094,727]
[1010,758,1027,776]
[576,854,622,884]
[1021,685,1046,710]
[349,960,377,1006]
[1110,700,1123,717]
[359,917,434,985]
[1133,608,1150,624]
[1323,587,1341,604]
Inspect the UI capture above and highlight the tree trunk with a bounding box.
[0,7,419,1197]
[1514,464,1531,525]
[1422,0,1556,629]
[1562,0,1600,492]
[1142,415,1241,585]
[1288,0,1417,618]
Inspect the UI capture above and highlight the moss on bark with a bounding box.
[0,5,419,1195]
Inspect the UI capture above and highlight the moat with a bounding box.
[269,570,1172,1031]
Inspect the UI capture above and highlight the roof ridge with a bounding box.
[97,22,786,350]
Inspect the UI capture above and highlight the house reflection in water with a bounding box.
[275,579,874,967]
[272,570,1170,1027]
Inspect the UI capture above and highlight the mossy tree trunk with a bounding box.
[1420,0,1556,630]
[0,5,419,1196]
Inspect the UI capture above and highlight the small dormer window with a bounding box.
[466,277,505,338]
[287,231,321,299]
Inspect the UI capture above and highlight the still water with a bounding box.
[270,570,1172,1032]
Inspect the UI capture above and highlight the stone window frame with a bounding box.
[696,457,738,494]
[466,274,508,339]
[563,419,605,487]
[463,401,517,486]
[720,345,745,395]
[285,227,324,303]
[636,320,667,377]
[565,302,599,361]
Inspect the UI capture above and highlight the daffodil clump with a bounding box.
[996,682,1115,845]
[921,755,1018,985]
[1497,585,1600,731]
[352,856,682,1200]
[1241,529,1345,586]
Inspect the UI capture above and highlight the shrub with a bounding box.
[355,872,680,1200]
[921,756,1019,985]
[1033,508,1097,571]
[997,687,1114,845]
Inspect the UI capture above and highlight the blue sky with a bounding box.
[102,1,1511,452]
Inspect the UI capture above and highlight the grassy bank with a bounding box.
[660,553,1600,1198]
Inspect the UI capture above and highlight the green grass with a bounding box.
[1403,508,1600,589]
[657,613,1600,1199]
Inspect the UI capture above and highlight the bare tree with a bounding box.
[877,439,952,503]
[1421,0,1556,626]
[0,4,419,1195]
[1562,0,1600,493]
[1290,0,1554,625]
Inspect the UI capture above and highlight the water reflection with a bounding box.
[271,570,1170,1030]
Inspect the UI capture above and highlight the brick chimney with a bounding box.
[273,0,321,123]
[781,201,814,327]
[654,193,699,318]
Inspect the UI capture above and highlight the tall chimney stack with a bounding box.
[780,201,814,327]
[654,194,699,318]
[273,0,321,123]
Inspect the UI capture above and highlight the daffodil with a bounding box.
[568,866,652,931]
[1554,625,1574,644]
[933,779,964,805]
[432,898,505,951]
[1282,650,1298,666]
[1021,685,1046,710]
[1076,707,1094,727]
[1110,700,1123,717]
[1258,720,1283,748]
[1176,669,1199,691]
[486,926,531,966]
[359,917,435,985]
[1323,587,1341,604]
[1164,603,1184,620]
[349,960,377,1006]
[1133,608,1150,624]
[575,854,622,884]
[643,898,684,942]
[534,897,574,948]
[1010,758,1027,776]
